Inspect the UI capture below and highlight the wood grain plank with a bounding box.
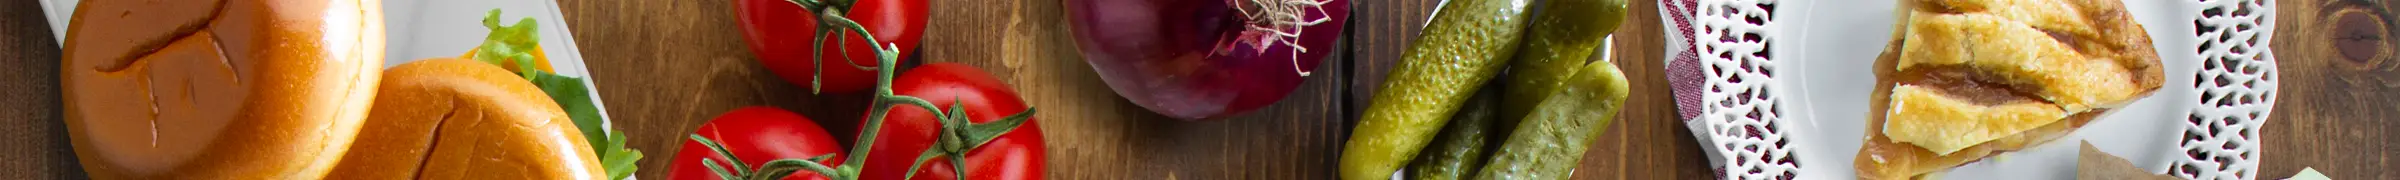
[0,0,82,179]
[554,1,847,179]
[1572,0,1720,178]
[1350,0,1441,117]
[2261,0,2400,178]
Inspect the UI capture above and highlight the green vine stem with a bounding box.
[689,0,1036,180]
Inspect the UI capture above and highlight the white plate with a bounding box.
[1750,0,2275,179]
[1782,0,2190,178]
[39,0,625,141]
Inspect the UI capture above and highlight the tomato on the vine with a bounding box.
[857,63,1046,180]
[735,0,927,93]
[671,107,847,180]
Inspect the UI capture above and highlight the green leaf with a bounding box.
[807,154,833,161]
[937,101,971,151]
[485,8,641,179]
[703,158,739,180]
[691,135,751,175]
[599,133,644,180]
[474,9,544,80]
[947,155,969,180]
[530,73,603,143]
[900,148,944,180]
[962,108,1034,148]
[754,158,842,180]
[752,160,813,180]
[532,58,642,180]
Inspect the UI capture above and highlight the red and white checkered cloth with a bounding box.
[1661,0,1704,122]
[1658,0,1735,178]
[1663,1,1801,178]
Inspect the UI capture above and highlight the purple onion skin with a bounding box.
[1062,0,1350,120]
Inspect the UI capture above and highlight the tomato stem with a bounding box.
[689,0,1037,179]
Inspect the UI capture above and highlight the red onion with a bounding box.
[1062,0,1350,120]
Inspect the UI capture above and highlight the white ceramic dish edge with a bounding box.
[2171,0,2277,179]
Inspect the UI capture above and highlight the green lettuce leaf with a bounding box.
[479,9,640,180]
[476,9,545,80]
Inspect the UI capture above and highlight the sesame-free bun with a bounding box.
[330,58,605,179]
[60,0,386,179]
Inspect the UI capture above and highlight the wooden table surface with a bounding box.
[0,0,2392,179]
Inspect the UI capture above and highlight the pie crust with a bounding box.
[1853,0,2166,178]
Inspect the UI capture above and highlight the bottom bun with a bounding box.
[329,58,603,179]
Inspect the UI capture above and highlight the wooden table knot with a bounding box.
[2327,4,2389,66]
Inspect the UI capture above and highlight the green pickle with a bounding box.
[1406,84,1505,180]
[1475,62,1630,180]
[1338,0,1536,178]
[1499,0,1630,128]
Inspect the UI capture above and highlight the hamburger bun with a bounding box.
[60,0,385,178]
[330,58,605,179]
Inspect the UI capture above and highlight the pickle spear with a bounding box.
[1497,0,1629,124]
[1475,62,1630,180]
[1338,0,1537,178]
[1406,84,1505,180]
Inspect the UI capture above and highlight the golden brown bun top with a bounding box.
[331,58,605,180]
[60,0,385,179]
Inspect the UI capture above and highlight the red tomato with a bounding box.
[857,63,1045,180]
[735,0,928,93]
[671,107,847,180]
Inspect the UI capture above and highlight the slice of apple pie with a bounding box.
[1853,0,2165,178]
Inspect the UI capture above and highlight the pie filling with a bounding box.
[1882,65,2068,155]
[1889,65,2048,106]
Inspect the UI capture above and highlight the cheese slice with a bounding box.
[1882,85,2068,155]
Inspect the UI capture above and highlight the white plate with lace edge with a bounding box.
[1759,0,2279,179]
